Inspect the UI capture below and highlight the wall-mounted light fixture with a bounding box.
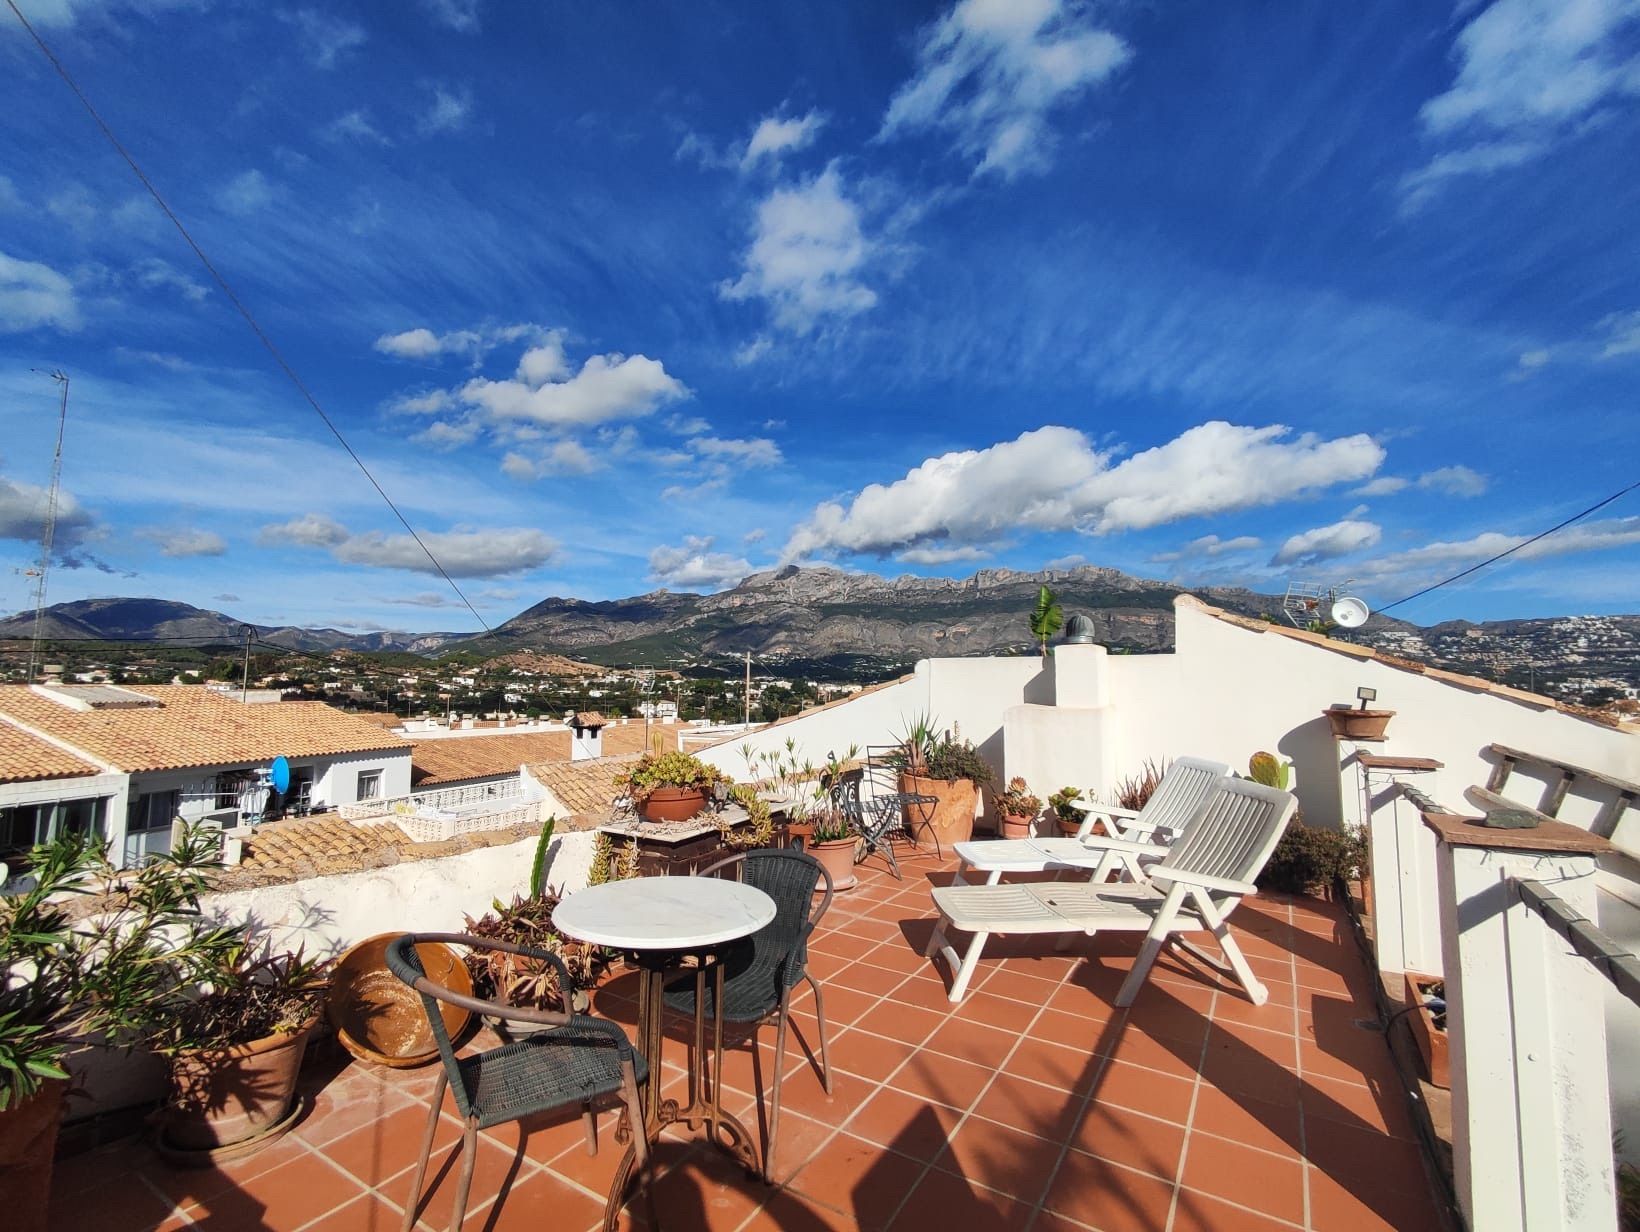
[1355,686,1377,710]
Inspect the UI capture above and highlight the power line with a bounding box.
[5,0,491,633]
[1379,477,1640,615]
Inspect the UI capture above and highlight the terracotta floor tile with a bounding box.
[931,1115,1061,1203]
[1178,1133,1305,1226]
[888,1166,1032,1231]
[479,1166,609,1232]
[764,1109,842,1185]
[971,1071,1086,1143]
[739,1188,856,1230]
[1298,1039,1398,1089]
[1307,1167,1449,1232]
[1041,1151,1177,1232]
[46,1167,180,1232]
[142,1128,316,1211]
[828,1027,922,1083]
[851,999,949,1044]
[978,966,1072,1006]
[1087,1059,1195,1125]
[788,1136,928,1230]
[294,1073,417,1147]
[924,1016,1020,1068]
[1210,993,1300,1034]
[300,1192,406,1232]
[1202,1018,1301,1069]
[772,1067,876,1125]
[1170,1188,1302,1231]
[1070,1102,1188,1180]
[1299,1072,1416,1139]
[888,1048,994,1109]
[832,963,912,998]
[175,1152,368,1230]
[1188,1087,1302,1161]
[1301,1115,1432,1195]
[1000,1036,1100,1093]
[953,989,1045,1033]
[840,1091,965,1161]
[806,983,881,1027]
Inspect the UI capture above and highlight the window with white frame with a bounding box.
[357,770,382,801]
[0,797,108,864]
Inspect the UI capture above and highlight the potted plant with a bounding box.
[1048,786,1087,836]
[994,778,1041,839]
[891,718,994,850]
[1324,703,1395,742]
[618,750,726,822]
[806,807,858,893]
[1403,974,1448,1089]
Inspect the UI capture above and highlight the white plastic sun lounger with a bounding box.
[951,757,1229,886]
[926,776,1296,1005]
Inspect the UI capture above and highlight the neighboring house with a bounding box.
[409,730,575,790]
[525,754,639,824]
[0,684,411,869]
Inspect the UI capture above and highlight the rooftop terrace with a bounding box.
[50,849,1448,1232]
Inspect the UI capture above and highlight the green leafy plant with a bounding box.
[1029,585,1064,659]
[720,785,774,850]
[888,718,994,788]
[1247,752,1292,791]
[1048,786,1086,826]
[994,777,1041,818]
[587,833,641,886]
[889,713,940,777]
[1257,821,1367,896]
[617,751,725,804]
[144,939,328,1058]
[1114,758,1170,812]
[528,816,557,899]
[737,738,859,822]
[462,887,605,1013]
[808,807,854,844]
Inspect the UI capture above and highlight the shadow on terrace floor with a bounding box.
[46,844,1456,1231]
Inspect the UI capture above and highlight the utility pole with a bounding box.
[241,625,253,702]
[743,651,751,728]
[26,370,69,685]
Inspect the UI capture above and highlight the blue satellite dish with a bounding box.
[270,756,291,794]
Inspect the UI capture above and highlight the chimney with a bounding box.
[570,711,607,761]
[41,663,64,684]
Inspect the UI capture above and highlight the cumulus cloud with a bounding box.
[648,536,754,590]
[1271,519,1382,567]
[1352,476,1409,497]
[460,339,688,428]
[259,515,558,577]
[879,0,1132,179]
[782,422,1384,562]
[720,165,877,333]
[0,251,79,333]
[1150,534,1262,564]
[0,473,97,557]
[1417,465,1488,497]
[689,436,783,466]
[217,170,273,215]
[374,322,540,362]
[1356,517,1640,583]
[501,440,600,480]
[413,420,481,450]
[1404,0,1640,205]
[742,110,826,170]
[898,544,992,565]
[1599,309,1640,359]
[419,84,474,136]
[139,528,227,558]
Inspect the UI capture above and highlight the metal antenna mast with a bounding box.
[26,370,69,684]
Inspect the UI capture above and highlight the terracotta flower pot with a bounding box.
[899,773,978,850]
[640,786,708,822]
[1324,707,1395,742]
[1000,812,1034,839]
[0,1078,66,1232]
[1405,973,1449,1089]
[161,1018,318,1155]
[809,837,858,892]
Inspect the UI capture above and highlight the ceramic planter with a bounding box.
[0,1078,66,1232]
[640,786,708,822]
[160,1018,318,1157]
[809,836,858,892]
[1324,707,1395,742]
[1000,812,1035,839]
[330,935,471,1068]
[899,773,979,850]
[1404,973,1449,1089]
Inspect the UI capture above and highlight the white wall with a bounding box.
[313,749,413,811]
[696,675,927,781]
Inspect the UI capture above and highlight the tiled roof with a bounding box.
[602,720,686,757]
[410,730,572,785]
[572,711,608,728]
[526,753,639,820]
[1181,595,1640,732]
[0,720,104,785]
[0,685,411,775]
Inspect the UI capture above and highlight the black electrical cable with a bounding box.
[5,0,491,633]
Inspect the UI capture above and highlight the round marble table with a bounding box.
[555,875,776,1227]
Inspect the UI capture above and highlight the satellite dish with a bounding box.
[270,756,291,794]
[1330,596,1370,629]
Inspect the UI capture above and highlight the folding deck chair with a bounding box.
[950,756,1229,886]
[925,776,1296,1005]
[831,764,935,880]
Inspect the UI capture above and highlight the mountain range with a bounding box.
[3,567,1636,698]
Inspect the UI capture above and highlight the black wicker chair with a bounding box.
[662,848,833,1182]
[386,933,649,1232]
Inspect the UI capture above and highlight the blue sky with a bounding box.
[2,0,1638,635]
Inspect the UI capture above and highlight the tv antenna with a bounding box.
[1281,578,1371,633]
[26,370,70,684]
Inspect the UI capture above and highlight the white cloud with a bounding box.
[1150,534,1262,563]
[502,440,601,480]
[1599,309,1640,358]
[419,85,474,136]
[1357,517,1640,583]
[648,536,754,590]
[666,414,711,436]
[413,420,481,451]
[1353,476,1410,497]
[1043,553,1085,569]
[720,165,877,333]
[742,110,826,170]
[389,389,455,415]
[324,109,392,146]
[374,322,540,362]
[0,250,80,333]
[1509,347,1552,380]
[131,257,207,303]
[1418,465,1489,497]
[880,0,1132,179]
[419,0,481,31]
[286,9,365,68]
[217,170,273,215]
[782,422,1384,562]
[734,335,773,366]
[381,591,461,608]
[743,528,767,544]
[0,473,96,554]
[1405,0,1640,203]
[140,527,227,558]
[689,436,783,466]
[460,341,688,429]
[260,514,558,578]
[1271,519,1382,567]
[898,544,992,565]
[1,0,198,31]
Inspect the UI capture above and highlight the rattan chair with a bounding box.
[662,848,833,1182]
[386,932,649,1232]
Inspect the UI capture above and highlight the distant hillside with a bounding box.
[0,598,470,655]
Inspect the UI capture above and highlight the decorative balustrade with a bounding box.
[339,777,539,843]
[338,777,525,821]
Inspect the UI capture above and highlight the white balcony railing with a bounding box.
[340,777,539,844]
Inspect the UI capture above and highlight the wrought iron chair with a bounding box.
[386,933,650,1232]
[662,848,833,1182]
[833,762,937,879]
